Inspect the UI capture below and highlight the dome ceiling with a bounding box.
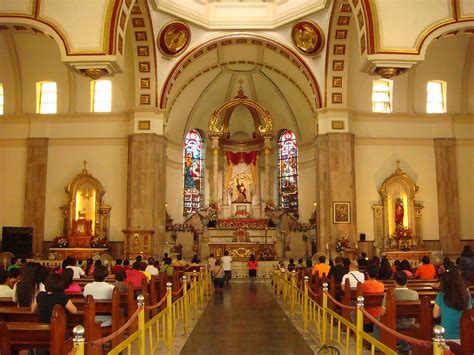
[164,36,321,145]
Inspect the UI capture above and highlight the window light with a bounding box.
[372,79,392,113]
[92,80,112,112]
[426,80,446,113]
[37,81,57,114]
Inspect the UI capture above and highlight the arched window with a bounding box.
[183,130,205,214]
[278,130,298,212]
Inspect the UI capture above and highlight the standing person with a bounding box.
[248,254,258,282]
[32,274,77,323]
[208,253,216,270]
[414,256,437,280]
[83,265,115,327]
[433,267,472,340]
[221,250,232,285]
[459,245,474,283]
[212,259,225,293]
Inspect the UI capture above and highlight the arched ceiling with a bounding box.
[164,35,321,145]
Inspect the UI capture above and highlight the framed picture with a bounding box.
[333,202,350,224]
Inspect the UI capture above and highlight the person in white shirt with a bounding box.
[83,265,115,327]
[66,258,85,279]
[341,261,365,290]
[0,270,13,298]
[208,254,216,270]
[145,258,159,276]
[221,250,232,285]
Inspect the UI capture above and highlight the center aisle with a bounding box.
[180,281,313,355]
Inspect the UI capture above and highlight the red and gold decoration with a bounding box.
[158,21,191,56]
[291,20,325,56]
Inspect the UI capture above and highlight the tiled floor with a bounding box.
[180,281,314,355]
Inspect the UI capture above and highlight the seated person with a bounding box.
[287,259,296,272]
[381,271,419,353]
[341,261,365,290]
[114,269,129,294]
[66,257,85,279]
[311,256,331,277]
[160,258,174,278]
[296,258,305,269]
[414,256,437,280]
[32,274,77,323]
[62,268,82,294]
[361,264,384,318]
[0,269,13,297]
[83,265,115,327]
[6,268,20,289]
[399,259,413,278]
[7,257,20,272]
[433,267,472,341]
[126,262,148,288]
[111,258,125,275]
[145,258,159,276]
[328,256,347,284]
[357,252,369,267]
[172,255,188,268]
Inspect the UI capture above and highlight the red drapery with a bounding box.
[226,151,257,165]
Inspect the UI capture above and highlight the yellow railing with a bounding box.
[71,268,211,355]
[273,270,450,355]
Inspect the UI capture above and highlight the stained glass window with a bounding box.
[183,130,204,214]
[278,130,298,212]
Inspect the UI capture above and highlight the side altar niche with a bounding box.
[51,162,110,260]
[372,161,424,256]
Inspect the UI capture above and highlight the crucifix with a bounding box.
[82,160,88,173]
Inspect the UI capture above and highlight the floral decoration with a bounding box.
[216,218,268,230]
[393,225,413,251]
[208,201,221,221]
[335,237,351,253]
[289,221,316,232]
[53,236,69,248]
[90,236,108,248]
[230,210,251,219]
[166,223,195,232]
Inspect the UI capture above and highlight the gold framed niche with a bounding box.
[59,162,111,247]
[373,161,424,252]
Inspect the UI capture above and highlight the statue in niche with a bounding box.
[395,198,404,226]
[233,179,248,203]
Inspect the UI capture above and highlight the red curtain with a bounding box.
[226,151,257,165]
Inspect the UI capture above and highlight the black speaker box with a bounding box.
[2,226,33,258]
[359,233,366,242]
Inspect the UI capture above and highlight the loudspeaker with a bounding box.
[2,227,33,258]
[359,233,366,242]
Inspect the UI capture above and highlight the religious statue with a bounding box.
[233,179,248,203]
[395,198,404,226]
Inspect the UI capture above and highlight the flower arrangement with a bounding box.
[90,236,108,248]
[230,210,251,219]
[53,236,68,248]
[289,221,316,232]
[208,201,221,221]
[216,218,268,230]
[393,225,414,251]
[166,223,195,232]
[335,237,351,253]
[263,200,276,217]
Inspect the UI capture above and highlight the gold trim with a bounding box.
[157,20,191,57]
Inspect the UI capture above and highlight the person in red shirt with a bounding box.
[126,262,147,288]
[247,254,258,282]
[111,258,124,275]
[414,256,437,280]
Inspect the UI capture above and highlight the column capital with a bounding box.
[129,108,167,135]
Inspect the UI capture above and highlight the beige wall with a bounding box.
[355,140,440,241]
[0,142,27,232]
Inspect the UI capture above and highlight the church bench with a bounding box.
[1,304,73,354]
[0,297,15,307]
[445,309,474,355]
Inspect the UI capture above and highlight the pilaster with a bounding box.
[24,138,49,255]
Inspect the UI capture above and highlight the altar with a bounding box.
[49,247,108,260]
[382,250,432,265]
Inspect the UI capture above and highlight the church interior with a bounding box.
[0,0,473,354]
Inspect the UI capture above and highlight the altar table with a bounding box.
[49,248,108,260]
[382,250,431,265]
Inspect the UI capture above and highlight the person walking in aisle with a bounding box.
[222,250,232,285]
[248,254,258,282]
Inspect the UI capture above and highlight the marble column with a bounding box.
[315,133,357,254]
[24,138,49,255]
[434,138,461,254]
[211,137,219,202]
[263,137,271,202]
[127,134,167,257]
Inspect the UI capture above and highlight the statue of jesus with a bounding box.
[233,179,248,203]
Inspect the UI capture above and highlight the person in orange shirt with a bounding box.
[311,256,331,277]
[361,263,385,318]
[414,256,437,280]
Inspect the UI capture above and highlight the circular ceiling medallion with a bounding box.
[291,20,325,56]
[157,21,191,56]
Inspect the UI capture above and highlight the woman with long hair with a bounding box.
[12,262,45,307]
[84,258,94,276]
[399,259,413,277]
[377,257,393,280]
[62,268,81,294]
[433,267,472,340]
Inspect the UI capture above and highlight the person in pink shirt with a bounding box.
[62,268,82,294]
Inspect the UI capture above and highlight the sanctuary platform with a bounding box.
[49,247,108,260]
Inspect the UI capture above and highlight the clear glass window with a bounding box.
[92,80,112,112]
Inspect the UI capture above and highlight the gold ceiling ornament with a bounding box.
[208,86,273,135]
[157,21,191,57]
[81,68,107,80]
[291,20,325,56]
[375,67,408,79]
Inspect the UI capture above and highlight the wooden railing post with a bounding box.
[303,275,309,334]
[137,295,145,355]
[192,270,198,317]
[182,275,189,335]
[432,325,446,355]
[322,282,328,345]
[356,296,364,355]
[72,325,85,355]
[166,282,173,353]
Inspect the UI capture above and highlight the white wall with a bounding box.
[355,141,439,241]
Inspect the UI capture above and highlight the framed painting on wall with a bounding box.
[333,202,350,224]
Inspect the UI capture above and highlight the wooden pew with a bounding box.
[1,305,73,354]
[446,309,474,355]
